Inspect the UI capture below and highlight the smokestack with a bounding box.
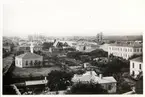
[99,74,103,79]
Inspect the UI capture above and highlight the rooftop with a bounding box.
[130,57,143,62]
[25,79,48,86]
[72,71,117,84]
[16,52,42,59]
[110,43,142,48]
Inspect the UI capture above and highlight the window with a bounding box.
[134,49,136,52]
[132,63,134,68]
[34,60,37,65]
[128,48,130,52]
[120,48,122,51]
[137,48,139,52]
[139,64,141,69]
[108,85,112,90]
[26,61,28,65]
[38,61,41,65]
[132,71,135,76]
[140,48,142,52]
[30,60,33,66]
[124,48,126,52]
[130,49,132,52]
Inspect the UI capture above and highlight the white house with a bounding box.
[130,57,143,78]
[15,42,43,68]
[72,71,117,93]
[108,43,142,59]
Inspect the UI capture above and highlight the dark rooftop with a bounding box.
[130,57,143,62]
[16,52,42,59]
[110,43,142,48]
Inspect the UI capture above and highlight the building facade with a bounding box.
[130,57,143,78]
[108,43,142,59]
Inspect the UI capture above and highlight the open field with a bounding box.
[12,66,61,78]
[3,54,14,75]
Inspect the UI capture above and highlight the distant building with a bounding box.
[96,32,103,43]
[108,43,142,59]
[18,42,42,52]
[130,57,143,78]
[75,41,99,52]
[72,71,117,93]
[15,42,43,68]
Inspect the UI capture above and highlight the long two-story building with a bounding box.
[108,43,142,59]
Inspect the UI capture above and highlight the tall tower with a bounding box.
[30,42,34,53]
[96,32,103,43]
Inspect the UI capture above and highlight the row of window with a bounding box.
[109,47,142,53]
[132,63,142,70]
[109,52,131,59]
[16,60,42,66]
[25,60,41,66]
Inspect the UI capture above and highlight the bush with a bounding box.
[67,82,108,94]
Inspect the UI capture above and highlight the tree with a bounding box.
[47,70,74,91]
[88,49,108,57]
[42,42,53,50]
[135,76,143,94]
[67,82,108,94]
[103,58,129,76]
[67,51,83,60]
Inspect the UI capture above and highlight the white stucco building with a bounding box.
[72,71,117,93]
[108,43,142,59]
[130,57,143,78]
[15,42,43,68]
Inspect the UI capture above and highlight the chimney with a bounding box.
[84,63,87,68]
[44,77,47,80]
[99,74,103,79]
[30,42,34,53]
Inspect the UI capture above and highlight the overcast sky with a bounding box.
[3,0,145,37]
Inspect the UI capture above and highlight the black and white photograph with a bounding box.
[1,0,144,95]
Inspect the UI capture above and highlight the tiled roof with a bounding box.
[130,57,143,62]
[16,52,42,59]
